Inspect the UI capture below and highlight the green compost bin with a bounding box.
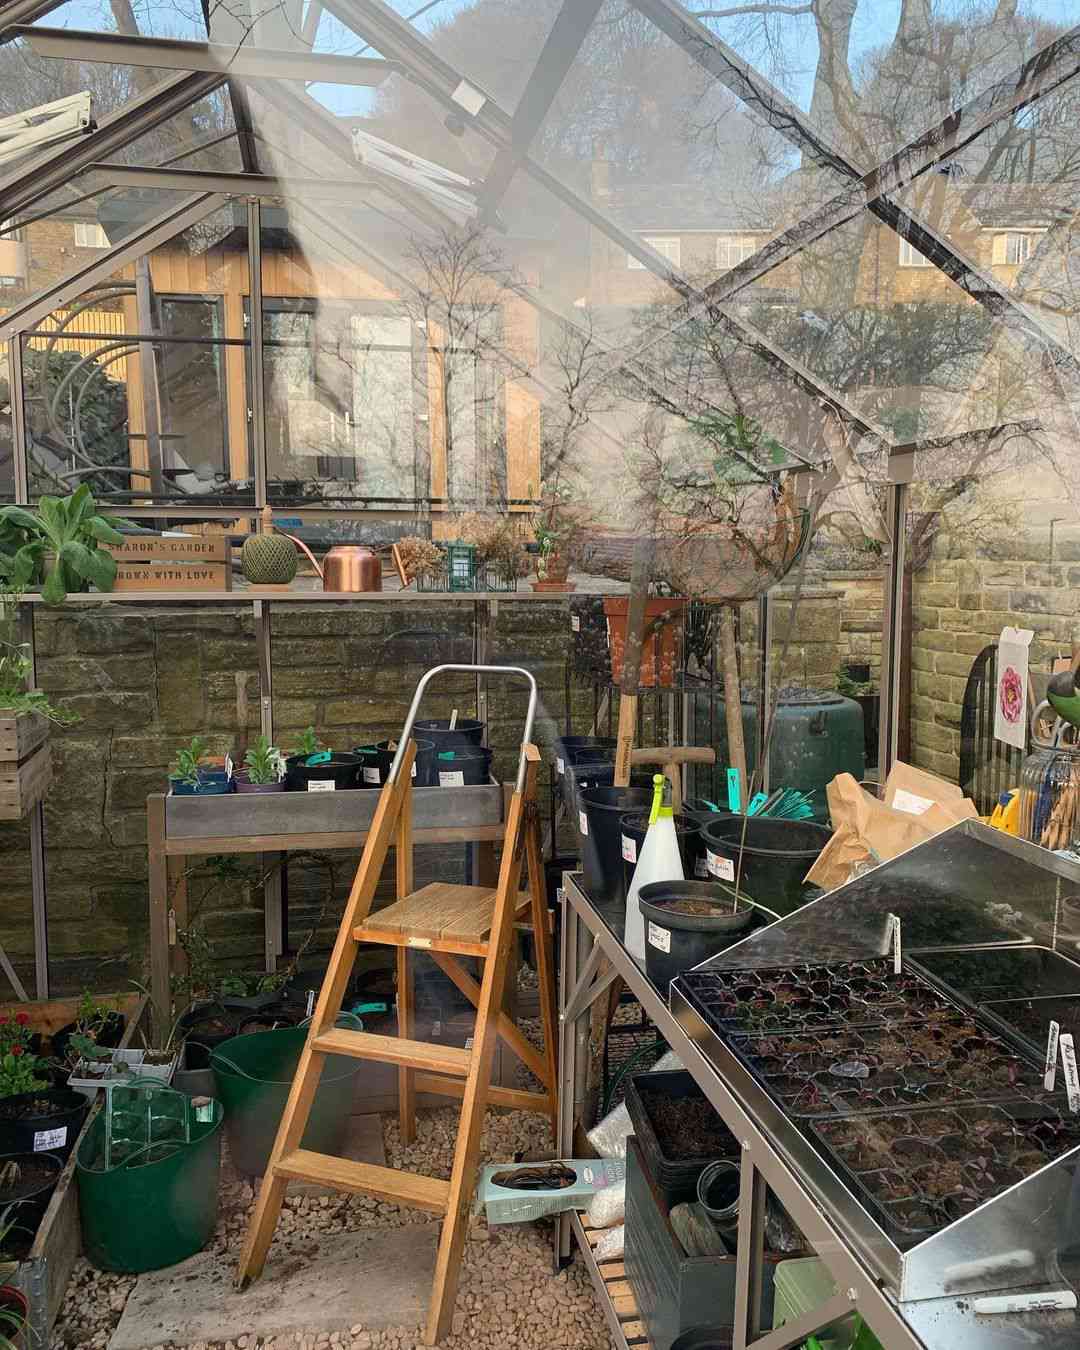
[694,687,864,822]
[76,1094,223,1274]
[211,1021,363,1176]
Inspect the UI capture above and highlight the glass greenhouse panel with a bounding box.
[0,339,12,501]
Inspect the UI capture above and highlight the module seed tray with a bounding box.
[806,1103,1080,1248]
[678,960,959,1036]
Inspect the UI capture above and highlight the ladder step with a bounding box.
[274,1149,450,1214]
[312,1027,472,1077]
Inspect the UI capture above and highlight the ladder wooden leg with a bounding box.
[425,756,537,1344]
[525,809,559,1136]
[236,750,415,1289]
[398,946,416,1145]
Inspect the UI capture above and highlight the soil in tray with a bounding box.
[0,1097,59,1119]
[637,1088,737,1160]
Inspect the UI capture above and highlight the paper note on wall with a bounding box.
[994,627,1034,750]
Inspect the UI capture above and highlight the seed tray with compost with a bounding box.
[910,946,1080,1004]
[980,995,1080,1051]
[678,960,962,1036]
[805,1103,1080,1248]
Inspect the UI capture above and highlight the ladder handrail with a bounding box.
[389,663,538,793]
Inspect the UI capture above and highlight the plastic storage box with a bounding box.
[773,1258,881,1350]
[625,1135,779,1350]
[624,1069,740,1206]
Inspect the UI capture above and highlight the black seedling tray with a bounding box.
[624,1070,740,1207]
[805,1102,1080,1249]
[980,995,1080,1054]
[910,946,1080,1004]
[726,1013,1057,1119]
[678,960,960,1036]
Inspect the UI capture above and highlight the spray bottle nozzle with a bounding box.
[648,773,669,825]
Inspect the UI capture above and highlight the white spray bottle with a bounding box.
[624,773,684,961]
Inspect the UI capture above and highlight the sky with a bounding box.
[27,0,1079,121]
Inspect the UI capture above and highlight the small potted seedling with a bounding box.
[59,994,137,1099]
[168,735,233,796]
[232,734,285,794]
[283,726,359,792]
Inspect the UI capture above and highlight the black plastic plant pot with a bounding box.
[564,761,652,817]
[413,717,485,752]
[284,752,360,792]
[556,737,617,798]
[0,1151,63,1256]
[620,813,707,897]
[373,738,436,788]
[638,881,756,994]
[579,786,653,904]
[0,1089,89,1162]
[177,1001,242,1054]
[698,817,832,917]
[52,1011,125,1065]
[351,744,381,788]
[434,745,492,786]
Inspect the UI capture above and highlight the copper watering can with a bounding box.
[277,532,382,592]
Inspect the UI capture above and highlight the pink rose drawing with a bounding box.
[999,665,1024,725]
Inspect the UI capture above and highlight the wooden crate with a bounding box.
[105,534,232,591]
[0,708,48,762]
[0,743,52,819]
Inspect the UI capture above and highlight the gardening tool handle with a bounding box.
[391,664,538,794]
[629,747,715,766]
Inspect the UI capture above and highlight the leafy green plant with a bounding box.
[0,1011,48,1098]
[836,666,877,698]
[63,990,119,1069]
[169,735,209,789]
[291,727,324,758]
[0,485,133,605]
[0,565,78,725]
[243,734,284,785]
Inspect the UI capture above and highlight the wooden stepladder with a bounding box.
[236,665,558,1345]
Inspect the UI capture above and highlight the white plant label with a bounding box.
[363,767,381,784]
[440,771,465,787]
[307,779,335,792]
[888,913,902,973]
[411,762,417,779]
[1045,1020,1061,1091]
[647,922,671,953]
[706,849,734,881]
[571,614,580,632]
[621,834,637,864]
[306,990,316,1018]
[694,857,709,879]
[891,789,934,816]
[33,1127,66,1152]
[225,753,233,779]
[579,810,589,835]
[556,757,565,774]
[1060,1033,1080,1113]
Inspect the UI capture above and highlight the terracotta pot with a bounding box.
[537,549,569,584]
[603,596,686,688]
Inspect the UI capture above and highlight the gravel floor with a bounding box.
[52,1104,615,1350]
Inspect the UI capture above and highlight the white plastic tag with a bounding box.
[888,913,902,973]
[694,856,709,879]
[306,990,315,1019]
[647,922,671,953]
[411,762,417,779]
[225,753,233,779]
[556,757,565,775]
[1045,1021,1061,1091]
[363,767,380,784]
[571,614,580,632]
[892,789,934,816]
[621,834,637,864]
[706,849,734,881]
[33,1127,66,1152]
[579,810,589,835]
[439,770,465,787]
[308,779,335,792]
[1061,1033,1080,1113]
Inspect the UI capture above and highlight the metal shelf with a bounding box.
[557,872,930,1350]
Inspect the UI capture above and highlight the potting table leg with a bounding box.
[555,888,579,1267]
[732,1153,768,1350]
[148,795,170,1039]
[398,947,416,1144]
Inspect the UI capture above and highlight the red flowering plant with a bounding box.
[0,1013,48,1098]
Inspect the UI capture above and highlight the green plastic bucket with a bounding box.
[76,1097,223,1274]
[210,1021,363,1176]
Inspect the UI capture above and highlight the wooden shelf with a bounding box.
[574,1212,650,1350]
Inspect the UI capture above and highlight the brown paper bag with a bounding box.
[805,764,977,890]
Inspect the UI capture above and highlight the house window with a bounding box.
[73,222,109,249]
[1004,232,1034,265]
[716,235,759,270]
[898,238,932,267]
[628,236,681,269]
[157,295,230,478]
